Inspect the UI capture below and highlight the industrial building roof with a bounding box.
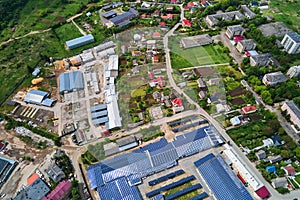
[24,90,55,107]
[287,31,300,42]
[59,71,84,93]
[108,55,119,71]
[92,117,109,125]
[194,154,253,200]
[102,11,117,18]
[65,34,94,49]
[87,126,223,190]
[106,95,122,129]
[0,157,17,189]
[13,178,50,200]
[94,41,115,52]
[91,110,108,119]
[110,9,138,26]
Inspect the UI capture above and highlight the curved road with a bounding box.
[163,7,300,200]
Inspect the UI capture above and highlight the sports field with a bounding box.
[169,36,230,69]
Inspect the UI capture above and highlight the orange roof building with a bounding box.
[241,105,257,115]
[27,173,39,185]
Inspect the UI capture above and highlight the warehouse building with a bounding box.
[281,32,300,54]
[24,90,55,107]
[0,157,17,189]
[59,71,84,94]
[109,8,138,27]
[65,34,94,50]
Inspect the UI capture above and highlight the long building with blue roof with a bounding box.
[59,71,84,94]
[65,34,94,50]
[194,154,253,200]
[87,125,224,199]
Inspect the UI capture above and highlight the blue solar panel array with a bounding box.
[146,176,196,198]
[194,154,253,200]
[87,125,224,199]
[97,177,142,200]
[149,169,185,186]
[150,194,164,200]
[190,192,209,200]
[165,183,202,200]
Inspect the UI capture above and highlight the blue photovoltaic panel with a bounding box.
[102,11,117,18]
[150,194,164,200]
[133,138,168,153]
[194,155,253,200]
[190,192,209,200]
[149,169,185,186]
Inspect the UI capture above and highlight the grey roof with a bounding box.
[59,71,84,93]
[285,100,300,119]
[108,55,118,71]
[239,39,256,47]
[287,32,300,43]
[46,163,65,183]
[13,178,50,200]
[197,78,207,88]
[65,34,94,49]
[116,135,137,147]
[264,71,288,84]
[251,53,271,63]
[91,110,108,119]
[227,25,244,32]
[24,90,55,107]
[110,8,138,25]
[102,11,117,18]
[241,5,256,19]
[94,41,115,52]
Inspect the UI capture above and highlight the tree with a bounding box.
[280,150,290,159]
[294,147,300,159]
[261,90,273,105]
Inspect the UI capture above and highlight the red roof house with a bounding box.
[152,32,161,38]
[148,71,154,79]
[234,36,244,43]
[284,165,296,176]
[187,2,195,8]
[150,77,164,88]
[255,186,270,199]
[241,105,256,114]
[152,55,159,63]
[170,0,176,4]
[172,98,183,107]
[182,19,192,27]
[159,22,167,27]
[140,14,147,19]
[161,14,173,19]
[27,173,40,185]
[42,180,72,200]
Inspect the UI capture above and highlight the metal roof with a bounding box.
[91,104,107,112]
[24,90,48,103]
[108,55,119,71]
[94,41,115,52]
[92,117,109,125]
[91,110,108,119]
[110,9,138,25]
[65,34,94,49]
[285,100,300,120]
[102,11,117,18]
[287,32,300,42]
[59,71,84,93]
[13,178,50,200]
[194,154,253,200]
[106,95,122,129]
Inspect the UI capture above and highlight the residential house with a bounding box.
[172,98,184,113]
[271,136,283,146]
[262,71,288,86]
[230,116,241,126]
[132,50,142,56]
[161,14,173,19]
[149,77,164,88]
[182,19,192,27]
[266,166,276,173]
[284,165,296,176]
[197,77,207,89]
[281,100,300,127]
[255,150,266,160]
[153,10,161,17]
[198,90,207,100]
[205,11,245,27]
[281,32,300,54]
[164,99,172,107]
[153,91,162,101]
[241,5,256,19]
[208,78,221,86]
[159,22,167,28]
[272,177,288,189]
[241,105,256,115]
[46,163,65,183]
[216,104,225,113]
[207,92,221,103]
[262,138,274,148]
[13,178,50,200]
[226,25,244,39]
[152,32,161,38]
[250,53,272,66]
[236,39,256,53]
[152,55,159,63]
[182,71,195,79]
[286,66,300,78]
[268,155,282,164]
[42,180,72,200]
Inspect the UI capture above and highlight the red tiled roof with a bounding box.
[245,51,251,57]
[241,105,256,114]
[42,180,72,200]
[153,32,161,37]
[153,55,159,61]
[161,14,173,19]
[201,0,207,5]
[255,186,270,199]
[172,98,183,107]
[170,0,176,4]
[27,173,39,185]
[187,2,195,7]
[285,166,296,175]
[234,36,244,43]
[182,19,192,27]
[159,22,166,27]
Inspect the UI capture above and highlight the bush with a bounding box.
[276,187,290,194]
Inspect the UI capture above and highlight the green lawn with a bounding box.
[169,36,230,69]
[262,0,300,32]
[54,23,83,44]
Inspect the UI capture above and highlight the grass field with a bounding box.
[54,23,83,43]
[169,36,230,69]
[262,0,300,32]
[0,0,90,42]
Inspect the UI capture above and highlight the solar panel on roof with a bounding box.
[190,192,209,200]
